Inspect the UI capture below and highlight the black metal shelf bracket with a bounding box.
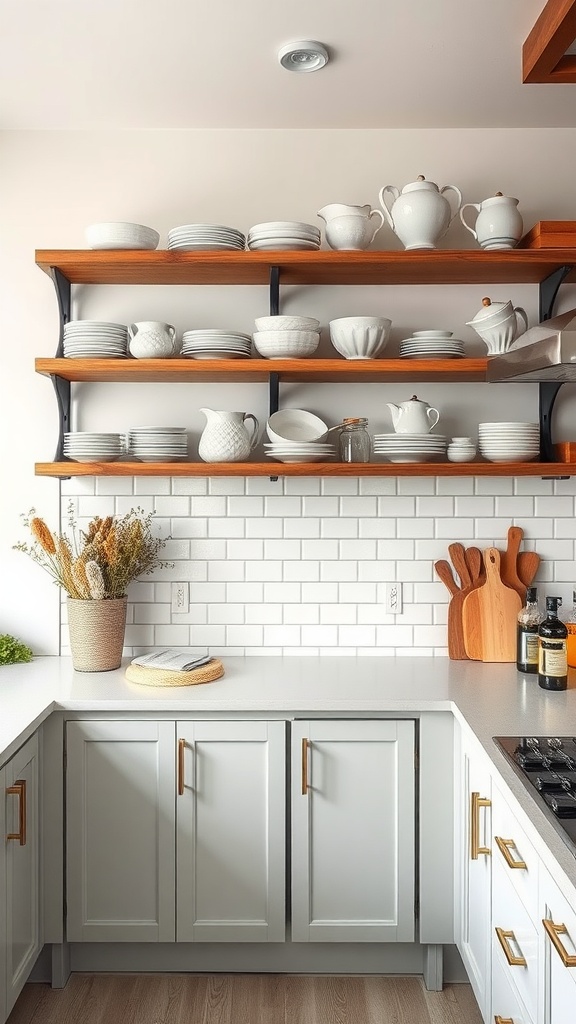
[539,265,573,323]
[48,267,72,467]
[536,265,574,476]
[50,267,72,357]
[50,374,71,466]
[269,266,280,316]
[268,371,280,481]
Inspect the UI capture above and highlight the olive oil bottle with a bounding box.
[516,586,541,674]
[538,596,568,691]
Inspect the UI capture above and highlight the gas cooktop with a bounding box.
[493,736,576,858]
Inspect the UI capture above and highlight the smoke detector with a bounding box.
[278,40,329,73]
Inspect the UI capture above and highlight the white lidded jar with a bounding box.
[460,192,523,250]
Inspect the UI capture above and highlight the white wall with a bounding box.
[2,128,576,655]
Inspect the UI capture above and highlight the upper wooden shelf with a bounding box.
[35,249,576,287]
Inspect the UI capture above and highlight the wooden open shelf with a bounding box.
[35,461,576,478]
[35,248,576,287]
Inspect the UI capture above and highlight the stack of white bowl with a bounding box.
[64,433,124,463]
[265,408,335,463]
[478,422,540,462]
[63,321,128,358]
[329,317,392,359]
[181,330,252,360]
[373,434,448,463]
[167,224,245,251]
[253,315,320,359]
[128,426,188,462]
[85,222,160,250]
[399,331,465,359]
[247,222,320,251]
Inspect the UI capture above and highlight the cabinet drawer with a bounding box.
[492,858,539,1022]
[540,865,576,1023]
[492,784,539,926]
[492,940,534,1024]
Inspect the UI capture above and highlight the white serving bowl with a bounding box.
[266,409,328,443]
[329,316,392,359]
[85,222,160,250]
[252,330,320,359]
[254,315,320,332]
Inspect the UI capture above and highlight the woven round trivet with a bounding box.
[125,658,224,687]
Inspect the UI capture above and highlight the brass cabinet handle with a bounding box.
[543,918,576,967]
[495,927,527,966]
[301,738,309,795]
[495,836,527,870]
[494,1017,514,1023]
[177,738,185,796]
[470,791,491,859]
[6,780,26,845]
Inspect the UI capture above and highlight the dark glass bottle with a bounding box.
[516,586,541,674]
[538,596,568,691]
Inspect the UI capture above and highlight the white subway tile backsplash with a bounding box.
[396,561,434,582]
[437,477,473,494]
[514,477,553,495]
[245,604,283,624]
[475,477,514,495]
[209,477,245,495]
[246,517,283,537]
[360,478,397,494]
[190,540,227,560]
[357,559,396,582]
[339,539,377,560]
[208,604,245,624]
[302,624,338,647]
[303,496,340,517]
[284,561,321,582]
[78,495,115,517]
[284,604,320,625]
[474,517,511,539]
[377,539,414,560]
[191,625,226,647]
[95,477,131,495]
[320,604,357,624]
[134,603,171,624]
[264,495,302,517]
[208,560,246,581]
[302,582,338,603]
[376,624,414,646]
[322,478,358,495]
[191,495,226,516]
[284,518,321,538]
[171,517,208,538]
[455,496,495,517]
[228,496,264,517]
[417,497,454,517]
[321,561,358,582]
[341,496,377,517]
[338,625,376,647]
[209,518,245,537]
[264,539,302,560]
[172,479,208,495]
[246,478,284,495]
[244,560,283,581]
[495,496,534,518]
[264,582,302,603]
[322,517,359,538]
[397,478,436,495]
[264,625,301,646]
[227,539,263,560]
[227,582,263,603]
[284,478,321,495]
[302,539,339,560]
[134,477,171,495]
[377,496,415,517]
[359,518,396,538]
[340,582,377,603]
[398,517,435,538]
[536,495,574,517]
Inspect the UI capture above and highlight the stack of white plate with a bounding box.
[247,221,321,251]
[181,329,252,360]
[85,222,159,250]
[373,433,448,463]
[399,331,465,359]
[167,224,245,251]
[263,441,337,464]
[63,321,128,358]
[63,432,124,463]
[478,422,540,462]
[128,426,188,462]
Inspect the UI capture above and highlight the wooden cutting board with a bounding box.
[434,559,467,660]
[462,548,522,663]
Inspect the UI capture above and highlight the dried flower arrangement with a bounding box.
[14,504,171,600]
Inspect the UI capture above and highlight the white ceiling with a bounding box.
[1,0,575,130]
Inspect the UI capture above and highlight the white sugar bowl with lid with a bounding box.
[378,175,462,250]
[465,297,528,354]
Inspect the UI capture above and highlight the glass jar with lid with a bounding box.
[338,418,371,463]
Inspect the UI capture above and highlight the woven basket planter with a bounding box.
[67,597,128,672]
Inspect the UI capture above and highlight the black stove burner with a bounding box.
[493,736,576,856]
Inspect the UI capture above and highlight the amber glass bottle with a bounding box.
[538,597,568,691]
[566,589,576,669]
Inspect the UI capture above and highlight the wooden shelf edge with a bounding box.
[35,461,576,478]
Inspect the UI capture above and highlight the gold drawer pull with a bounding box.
[301,738,309,795]
[543,918,576,967]
[495,836,527,870]
[495,927,527,966]
[471,791,491,859]
[494,1017,514,1023]
[177,738,185,796]
[6,780,26,845]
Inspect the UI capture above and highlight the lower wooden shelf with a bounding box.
[35,461,576,478]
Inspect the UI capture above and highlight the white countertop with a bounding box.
[2,655,576,894]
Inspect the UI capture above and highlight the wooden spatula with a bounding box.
[500,526,527,603]
[448,542,471,589]
[517,550,541,587]
[464,546,484,586]
[462,547,522,662]
[434,560,468,660]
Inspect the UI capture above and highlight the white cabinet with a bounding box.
[291,719,415,942]
[540,865,576,1024]
[2,732,41,1018]
[66,719,285,943]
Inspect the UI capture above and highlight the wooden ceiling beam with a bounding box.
[523,0,576,82]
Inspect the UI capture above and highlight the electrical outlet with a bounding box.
[385,582,402,615]
[171,582,189,615]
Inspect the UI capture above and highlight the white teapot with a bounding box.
[317,203,385,251]
[379,175,462,250]
[386,395,440,433]
[460,193,523,250]
[198,408,260,463]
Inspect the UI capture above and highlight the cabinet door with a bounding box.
[492,937,534,1024]
[540,866,576,1024]
[291,719,415,942]
[4,732,41,1017]
[457,735,492,1020]
[176,721,285,942]
[66,720,176,942]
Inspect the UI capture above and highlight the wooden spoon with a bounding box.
[464,546,484,585]
[517,550,541,587]
[448,542,472,590]
[500,526,527,602]
[434,559,460,597]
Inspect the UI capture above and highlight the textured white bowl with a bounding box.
[86,222,160,250]
[329,317,392,359]
[266,409,328,443]
[252,330,320,359]
[254,315,320,332]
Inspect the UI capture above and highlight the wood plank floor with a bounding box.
[8,975,482,1024]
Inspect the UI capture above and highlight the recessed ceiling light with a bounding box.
[278,40,329,73]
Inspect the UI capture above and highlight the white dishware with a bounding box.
[466,297,528,354]
[412,330,454,338]
[254,315,320,332]
[252,330,320,359]
[378,176,462,250]
[386,395,440,433]
[128,322,177,359]
[447,437,477,462]
[85,222,160,250]
[328,316,392,359]
[198,409,260,462]
[266,409,328,443]
[317,204,385,251]
[460,193,523,250]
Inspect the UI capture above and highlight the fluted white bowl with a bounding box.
[329,316,392,359]
[254,315,320,332]
[266,409,328,443]
[252,330,320,359]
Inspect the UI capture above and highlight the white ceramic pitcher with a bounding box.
[460,193,523,250]
[386,395,440,433]
[379,175,462,250]
[198,409,260,463]
[317,203,385,250]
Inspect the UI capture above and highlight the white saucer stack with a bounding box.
[247,221,321,251]
[167,224,246,251]
[399,331,465,359]
[63,432,124,463]
[373,433,448,463]
[263,441,337,464]
[478,422,540,462]
[63,321,128,358]
[181,330,252,360]
[128,426,188,462]
[85,222,159,250]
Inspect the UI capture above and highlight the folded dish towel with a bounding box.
[131,649,213,672]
